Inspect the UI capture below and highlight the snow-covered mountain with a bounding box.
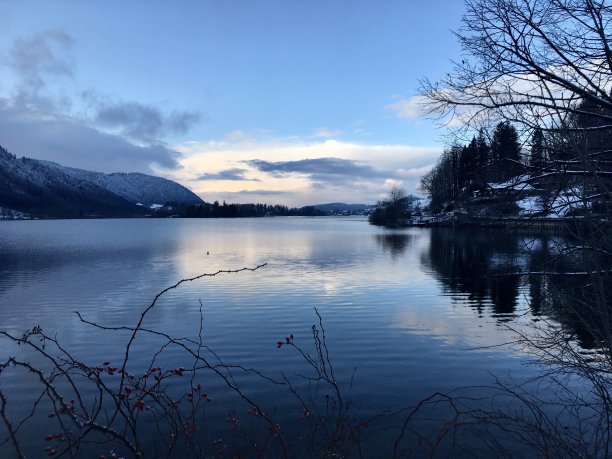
[0,145,203,218]
[40,161,203,207]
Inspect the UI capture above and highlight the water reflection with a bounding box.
[374,233,414,258]
[420,228,524,319]
[0,220,181,332]
[419,228,609,350]
[1,218,607,457]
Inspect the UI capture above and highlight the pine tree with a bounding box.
[529,127,546,171]
[475,129,489,183]
[490,122,522,181]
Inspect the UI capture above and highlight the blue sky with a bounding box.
[0,1,465,205]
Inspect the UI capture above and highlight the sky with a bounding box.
[0,1,466,206]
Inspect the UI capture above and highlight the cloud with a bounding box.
[93,100,200,143]
[166,110,201,134]
[0,100,180,173]
[245,157,389,183]
[168,137,442,205]
[227,189,291,197]
[0,32,199,174]
[196,168,260,181]
[384,178,404,188]
[8,31,74,94]
[386,95,428,120]
[313,127,343,138]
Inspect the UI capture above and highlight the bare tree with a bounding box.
[420,0,611,288]
[422,0,612,129]
[421,0,612,202]
[417,1,612,456]
[369,186,413,227]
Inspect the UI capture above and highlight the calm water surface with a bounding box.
[0,217,573,456]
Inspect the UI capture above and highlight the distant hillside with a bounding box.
[313,203,373,214]
[41,161,203,207]
[0,145,203,218]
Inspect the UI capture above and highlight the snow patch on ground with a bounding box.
[489,175,535,191]
[517,196,544,215]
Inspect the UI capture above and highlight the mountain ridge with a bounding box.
[0,145,203,218]
[39,160,203,207]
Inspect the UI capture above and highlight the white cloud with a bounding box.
[384,178,404,189]
[313,127,343,138]
[386,95,429,120]
[417,62,612,133]
[161,136,441,206]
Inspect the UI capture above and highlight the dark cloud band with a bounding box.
[245,157,389,179]
[0,100,180,173]
[196,168,260,181]
[94,101,200,142]
[2,32,199,173]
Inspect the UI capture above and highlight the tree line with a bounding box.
[161,201,326,218]
[419,121,522,211]
[420,98,612,214]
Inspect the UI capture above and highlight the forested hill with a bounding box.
[39,161,203,207]
[0,145,203,218]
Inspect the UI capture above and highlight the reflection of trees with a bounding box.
[529,264,610,350]
[423,228,610,349]
[522,235,610,350]
[374,233,414,258]
[422,228,522,318]
[489,274,520,315]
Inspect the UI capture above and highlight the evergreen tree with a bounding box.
[462,137,478,186]
[490,121,522,181]
[529,127,546,171]
[449,144,462,197]
[475,129,489,182]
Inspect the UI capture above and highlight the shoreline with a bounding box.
[379,216,607,232]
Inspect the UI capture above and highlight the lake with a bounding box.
[0,217,594,457]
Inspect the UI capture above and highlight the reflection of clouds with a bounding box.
[322,278,342,296]
[3,216,561,414]
[3,219,559,365]
[174,219,431,296]
[0,220,181,338]
[389,295,529,351]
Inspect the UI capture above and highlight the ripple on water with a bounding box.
[0,218,578,456]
